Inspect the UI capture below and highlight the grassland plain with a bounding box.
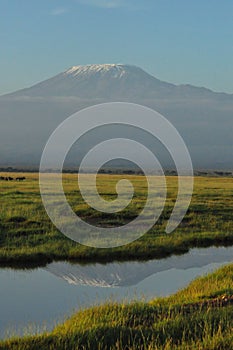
[0,173,233,266]
[0,263,232,349]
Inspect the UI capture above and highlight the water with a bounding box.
[0,246,232,339]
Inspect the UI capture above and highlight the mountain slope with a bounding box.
[0,64,233,168]
[5,64,225,100]
[5,64,175,99]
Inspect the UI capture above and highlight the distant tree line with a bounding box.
[0,167,232,177]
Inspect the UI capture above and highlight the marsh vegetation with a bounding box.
[0,173,233,265]
[0,263,232,349]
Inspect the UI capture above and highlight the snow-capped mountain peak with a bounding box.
[65,63,140,79]
[0,63,233,168]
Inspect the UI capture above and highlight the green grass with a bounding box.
[0,173,233,266]
[1,263,232,349]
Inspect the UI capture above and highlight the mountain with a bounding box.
[5,64,226,100]
[8,64,174,99]
[0,64,233,168]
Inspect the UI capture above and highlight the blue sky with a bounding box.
[1,0,233,95]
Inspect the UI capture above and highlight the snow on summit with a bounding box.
[65,64,139,78]
[1,63,233,169]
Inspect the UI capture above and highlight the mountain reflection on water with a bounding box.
[45,246,233,288]
[0,246,232,340]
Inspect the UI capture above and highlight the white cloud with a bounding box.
[76,0,127,9]
[51,7,68,16]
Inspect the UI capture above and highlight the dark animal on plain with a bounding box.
[0,176,13,181]
[16,177,26,181]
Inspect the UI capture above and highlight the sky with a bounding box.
[1,0,233,95]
